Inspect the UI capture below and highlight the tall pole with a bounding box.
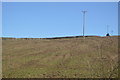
[111,30,113,36]
[107,25,109,33]
[82,11,87,39]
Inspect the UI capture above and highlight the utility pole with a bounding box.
[82,11,87,39]
[111,30,113,36]
[107,25,109,34]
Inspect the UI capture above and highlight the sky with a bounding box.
[2,2,118,38]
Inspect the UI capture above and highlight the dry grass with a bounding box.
[2,36,118,78]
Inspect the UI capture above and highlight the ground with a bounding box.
[2,36,119,78]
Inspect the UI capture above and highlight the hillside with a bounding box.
[2,36,119,78]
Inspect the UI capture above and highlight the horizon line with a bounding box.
[1,35,119,39]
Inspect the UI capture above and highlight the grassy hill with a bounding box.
[2,36,119,78]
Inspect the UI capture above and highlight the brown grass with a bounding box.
[2,36,118,78]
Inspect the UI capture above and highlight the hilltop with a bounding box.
[2,36,119,78]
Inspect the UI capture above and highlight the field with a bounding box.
[2,36,119,78]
